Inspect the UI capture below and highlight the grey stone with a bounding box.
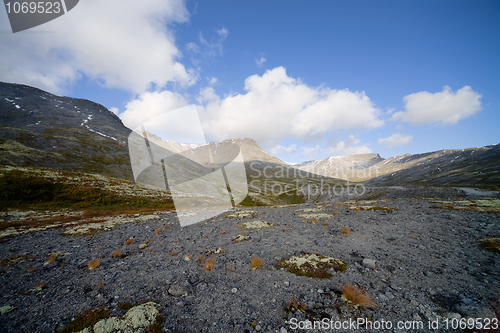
[362,259,376,269]
[168,283,188,297]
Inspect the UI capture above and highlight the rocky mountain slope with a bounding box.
[296,146,500,189]
[0,82,346,207]
[0,82,134,180]
[295,154,384,180]
[365,145,500,188]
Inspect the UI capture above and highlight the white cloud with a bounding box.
[199,67,383,149]
[392,85,482,125]
[303,145,321,158]
[119,90,188,130]
[325,135,372,155]
[255,56,266,68]
[377,133,413,148]
[207,77,218,85]
[188,27,228,60]
[217,28,229,39]
[109,107,120,115]
[270,144,297,155]
[0,0,194,94]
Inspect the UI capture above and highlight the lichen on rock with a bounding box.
[236,220,273,230]
[75,302,161,333]
[278,253,347,279]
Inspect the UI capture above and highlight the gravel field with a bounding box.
[0,187,499,333]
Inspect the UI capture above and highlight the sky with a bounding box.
[0,0,499,163]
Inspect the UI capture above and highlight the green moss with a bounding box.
[351,206,398,212]
[236,220,273,230]
[58,307,111,333]
[0,254,38,267]
[0,169,174,212]
[226,211,257,219]
[431,198,500,214]
[278,253,347,279]
[297,213,334,219]
[144,313,165,333]
[479,237,500,254]
[115,303,134,311]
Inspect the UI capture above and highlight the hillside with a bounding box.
[0,82,133,180]
[0,81,348,207]
[295,153,384,180]
[365,144,500,188]
[296,146,500,189]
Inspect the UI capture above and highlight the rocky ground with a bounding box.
[0,187,499,333]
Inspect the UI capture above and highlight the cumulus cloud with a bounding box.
[325,135,372,156]
[109,107,120,115]
[255,56,266,68]
[303,145,321,158]
[392,86,482,125]
[199,67,383,149]
[0,0,194,94]
[377,133,413,148]
[270,144,297,155]
[119,90,188,130]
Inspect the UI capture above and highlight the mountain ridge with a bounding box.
[1,81,498,190]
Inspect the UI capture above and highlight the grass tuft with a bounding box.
[26,266,37,273]
[124,239,135,246]
[195,255,205,262]
[250,256,264,270]
[341,226,353,235]
[46,255,56,265]
[34,280,45,290]
[87,258,101,270]
[342,283,376,309]
[479,237,500,254]
[111,249,122,258]
[154,229,162,235]
[203,257,216,271]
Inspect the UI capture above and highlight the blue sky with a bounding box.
[1,0,498,162]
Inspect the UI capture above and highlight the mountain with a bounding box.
[0,81,134,180]
[364,145,500,188]
[295,153,384,180]
[1,81,347,206]
[296,146,500,189]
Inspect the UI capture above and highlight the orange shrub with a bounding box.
[46,255,56,264]
[87,258,102,270]
[203,257,216,271]
[34,280,45,290]
[342,284,376,309]
[124,239,135,246]
[250,256,264,270]
[341,226,353,235]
